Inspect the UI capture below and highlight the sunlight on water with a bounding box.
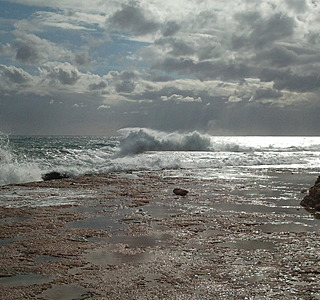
[1,129,320,186]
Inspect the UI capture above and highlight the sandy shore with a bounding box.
[1,170,320,299]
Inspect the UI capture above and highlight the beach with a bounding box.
[1,170,320,299]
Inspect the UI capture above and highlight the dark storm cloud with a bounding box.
[155,37,195,56]
[285,0,307,12]
[13,34,71,65]
[44,63,80,85]
[122,81,217,106]
[232,12,296,50]
[116,80,136,93]
[108,3,160,35]
[162,21,180,37]
[15,38,41,64]
[260,68,320,92]
[89,80,107,91]
[256,46,298,67]
[254,88,283,100]
[273,72,320,92]
[306,31,320,45]
[147,71,173,82]
[0,64,32,84]
[155,57,251,81]
[113,70,138,93]
[74,52,91,66]
[252,13,296,48]
[256,45,320,70]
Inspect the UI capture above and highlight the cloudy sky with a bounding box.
[0,0,320,135]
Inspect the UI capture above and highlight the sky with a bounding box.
[0,0,320,136]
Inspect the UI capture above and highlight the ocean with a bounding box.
[1,128,320,188]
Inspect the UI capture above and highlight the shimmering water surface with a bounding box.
[1,129,320,210]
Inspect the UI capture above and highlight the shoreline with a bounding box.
[1,170,320,299]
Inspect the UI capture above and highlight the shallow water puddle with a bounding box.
[67,215,126,232]
[0,236,24,246]
[217,240,275,251]
[89,232,172,248]
[41,284,87,300]
[0,274,52,286]
[212,201,305,216]
[107,233,171,247]
[258,222,314,233]
[142,204,182,219]
[84,247,154,266]
[0,216,30,225]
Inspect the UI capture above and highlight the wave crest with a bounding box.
[117,128,213,156]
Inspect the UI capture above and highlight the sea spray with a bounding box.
[0,133,42,185]
[1,131,320,186]
[117,128,213,156]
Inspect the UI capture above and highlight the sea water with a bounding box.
[1,128,320,187]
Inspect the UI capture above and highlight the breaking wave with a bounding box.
[117,128,213,156]
[1,127,320,186]
[0,133,42,185]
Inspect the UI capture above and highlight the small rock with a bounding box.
[173,188,189,196]
[42,171,69,181]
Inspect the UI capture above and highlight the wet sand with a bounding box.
[0,170,320,299]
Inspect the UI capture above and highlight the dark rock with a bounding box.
[42,171,69,181]
[173,188,189,196]
[300,176,320,210]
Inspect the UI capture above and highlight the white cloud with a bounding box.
[97,104,111,110]
[7,0,118,13]
[13,33,72,65]
[40,62,80,85]
[15,11,107,32]
[0,64,33,86]
[107,3,160,36]
[161,94,202,103]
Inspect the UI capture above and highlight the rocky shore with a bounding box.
[0,170,320,299]
[301,176,320,211]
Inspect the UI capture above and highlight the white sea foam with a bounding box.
[0,134,42,185]
[0,163,43,186]
[117,128,213,156]
[1,129,320,186]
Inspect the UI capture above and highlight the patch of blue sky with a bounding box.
[33,20,105,54]
[37,28,94,49]
[99,35,150,57]
[0,27,14,47]
[93,37,150,75]
[0,56,13,67]
[0,1,54,20]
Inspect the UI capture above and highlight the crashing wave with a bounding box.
[117,128,213,156]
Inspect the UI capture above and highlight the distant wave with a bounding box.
[117,128,213,156]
